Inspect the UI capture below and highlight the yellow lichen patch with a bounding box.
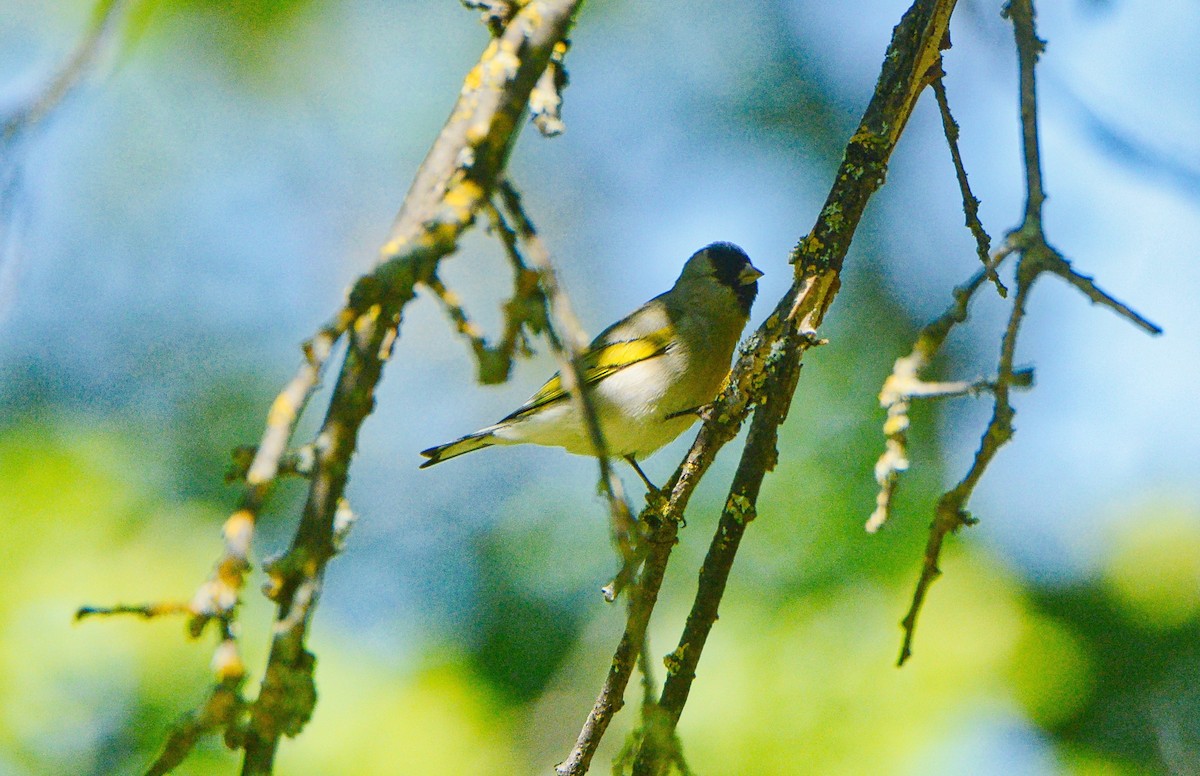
[377,325,398,362]
[821,201,845,230]
[417,220,464,253]
[849,127,879,148]
[443,178,484,212]
[725,493,755,524]
[222,509,255,556]
[190,578,237,618]
[212,638,246,682]
[263,565,286,601]
[354,304,382,336]
[482,39,521,86]
[478,38,500,67]
[464,119,488,146]
[215,556,247,593]
[461,62,484,94]
[265,393,298,433]
[663,643,688,676]
[882,411,909,436]
[379,237,403,258]
[522,3,543,29]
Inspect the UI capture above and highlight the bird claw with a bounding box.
[664,402,714,422]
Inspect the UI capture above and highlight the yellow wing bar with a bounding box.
[503,328,672,421]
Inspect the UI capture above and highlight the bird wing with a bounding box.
[501,327,673,422]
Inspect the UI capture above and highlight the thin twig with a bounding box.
[1048,252,1163,335]
[228,444,316,483]
[491,181,637,591]
[1007,0,1047,228]
[867,246,1016,534]
[896,0,1160,665]
[898,268,1032,665]
[188,310,352,642]
[931,70,1004,296]
[76,309,349,763]
[422,263,542,384]
[75,602,191,621]
[631,333,807,776]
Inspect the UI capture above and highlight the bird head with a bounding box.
[678,242,763,317]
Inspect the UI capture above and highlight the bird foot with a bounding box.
[664,402,715,422]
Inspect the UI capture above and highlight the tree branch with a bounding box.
[931,70,1004,296]
[867,246,1018,535]
[239,2,584,768]
[556,2,961,772]
[895,0,1161,666]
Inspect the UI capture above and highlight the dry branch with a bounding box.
[930,72,1004,296]
[893,0,1161,666]
[239,3,585,772]
[79,1,584,773]
[867,246,1018,535]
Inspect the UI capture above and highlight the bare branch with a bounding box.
[896,0,1160,665]
[238,4,584,771]
[1046,250,1163,336]
[868,246,1016,534]
[491,181,638,595]
[1005,0,1047,228]
[75,602,191,621]
[422,264,542,384]
[898,270,1032,665]
[931,70,1005,296]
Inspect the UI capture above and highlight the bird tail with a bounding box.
[419,431,496,468]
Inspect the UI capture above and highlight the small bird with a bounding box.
[419,242,762,487]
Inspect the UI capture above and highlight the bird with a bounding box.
[419,242,762,488]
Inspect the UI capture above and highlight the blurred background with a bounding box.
[2,0,1198,773]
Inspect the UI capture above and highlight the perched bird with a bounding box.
[419,242,762,486]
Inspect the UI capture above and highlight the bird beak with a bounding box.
[738,263,764,285]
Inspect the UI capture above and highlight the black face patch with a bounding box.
[704,242,758,315]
